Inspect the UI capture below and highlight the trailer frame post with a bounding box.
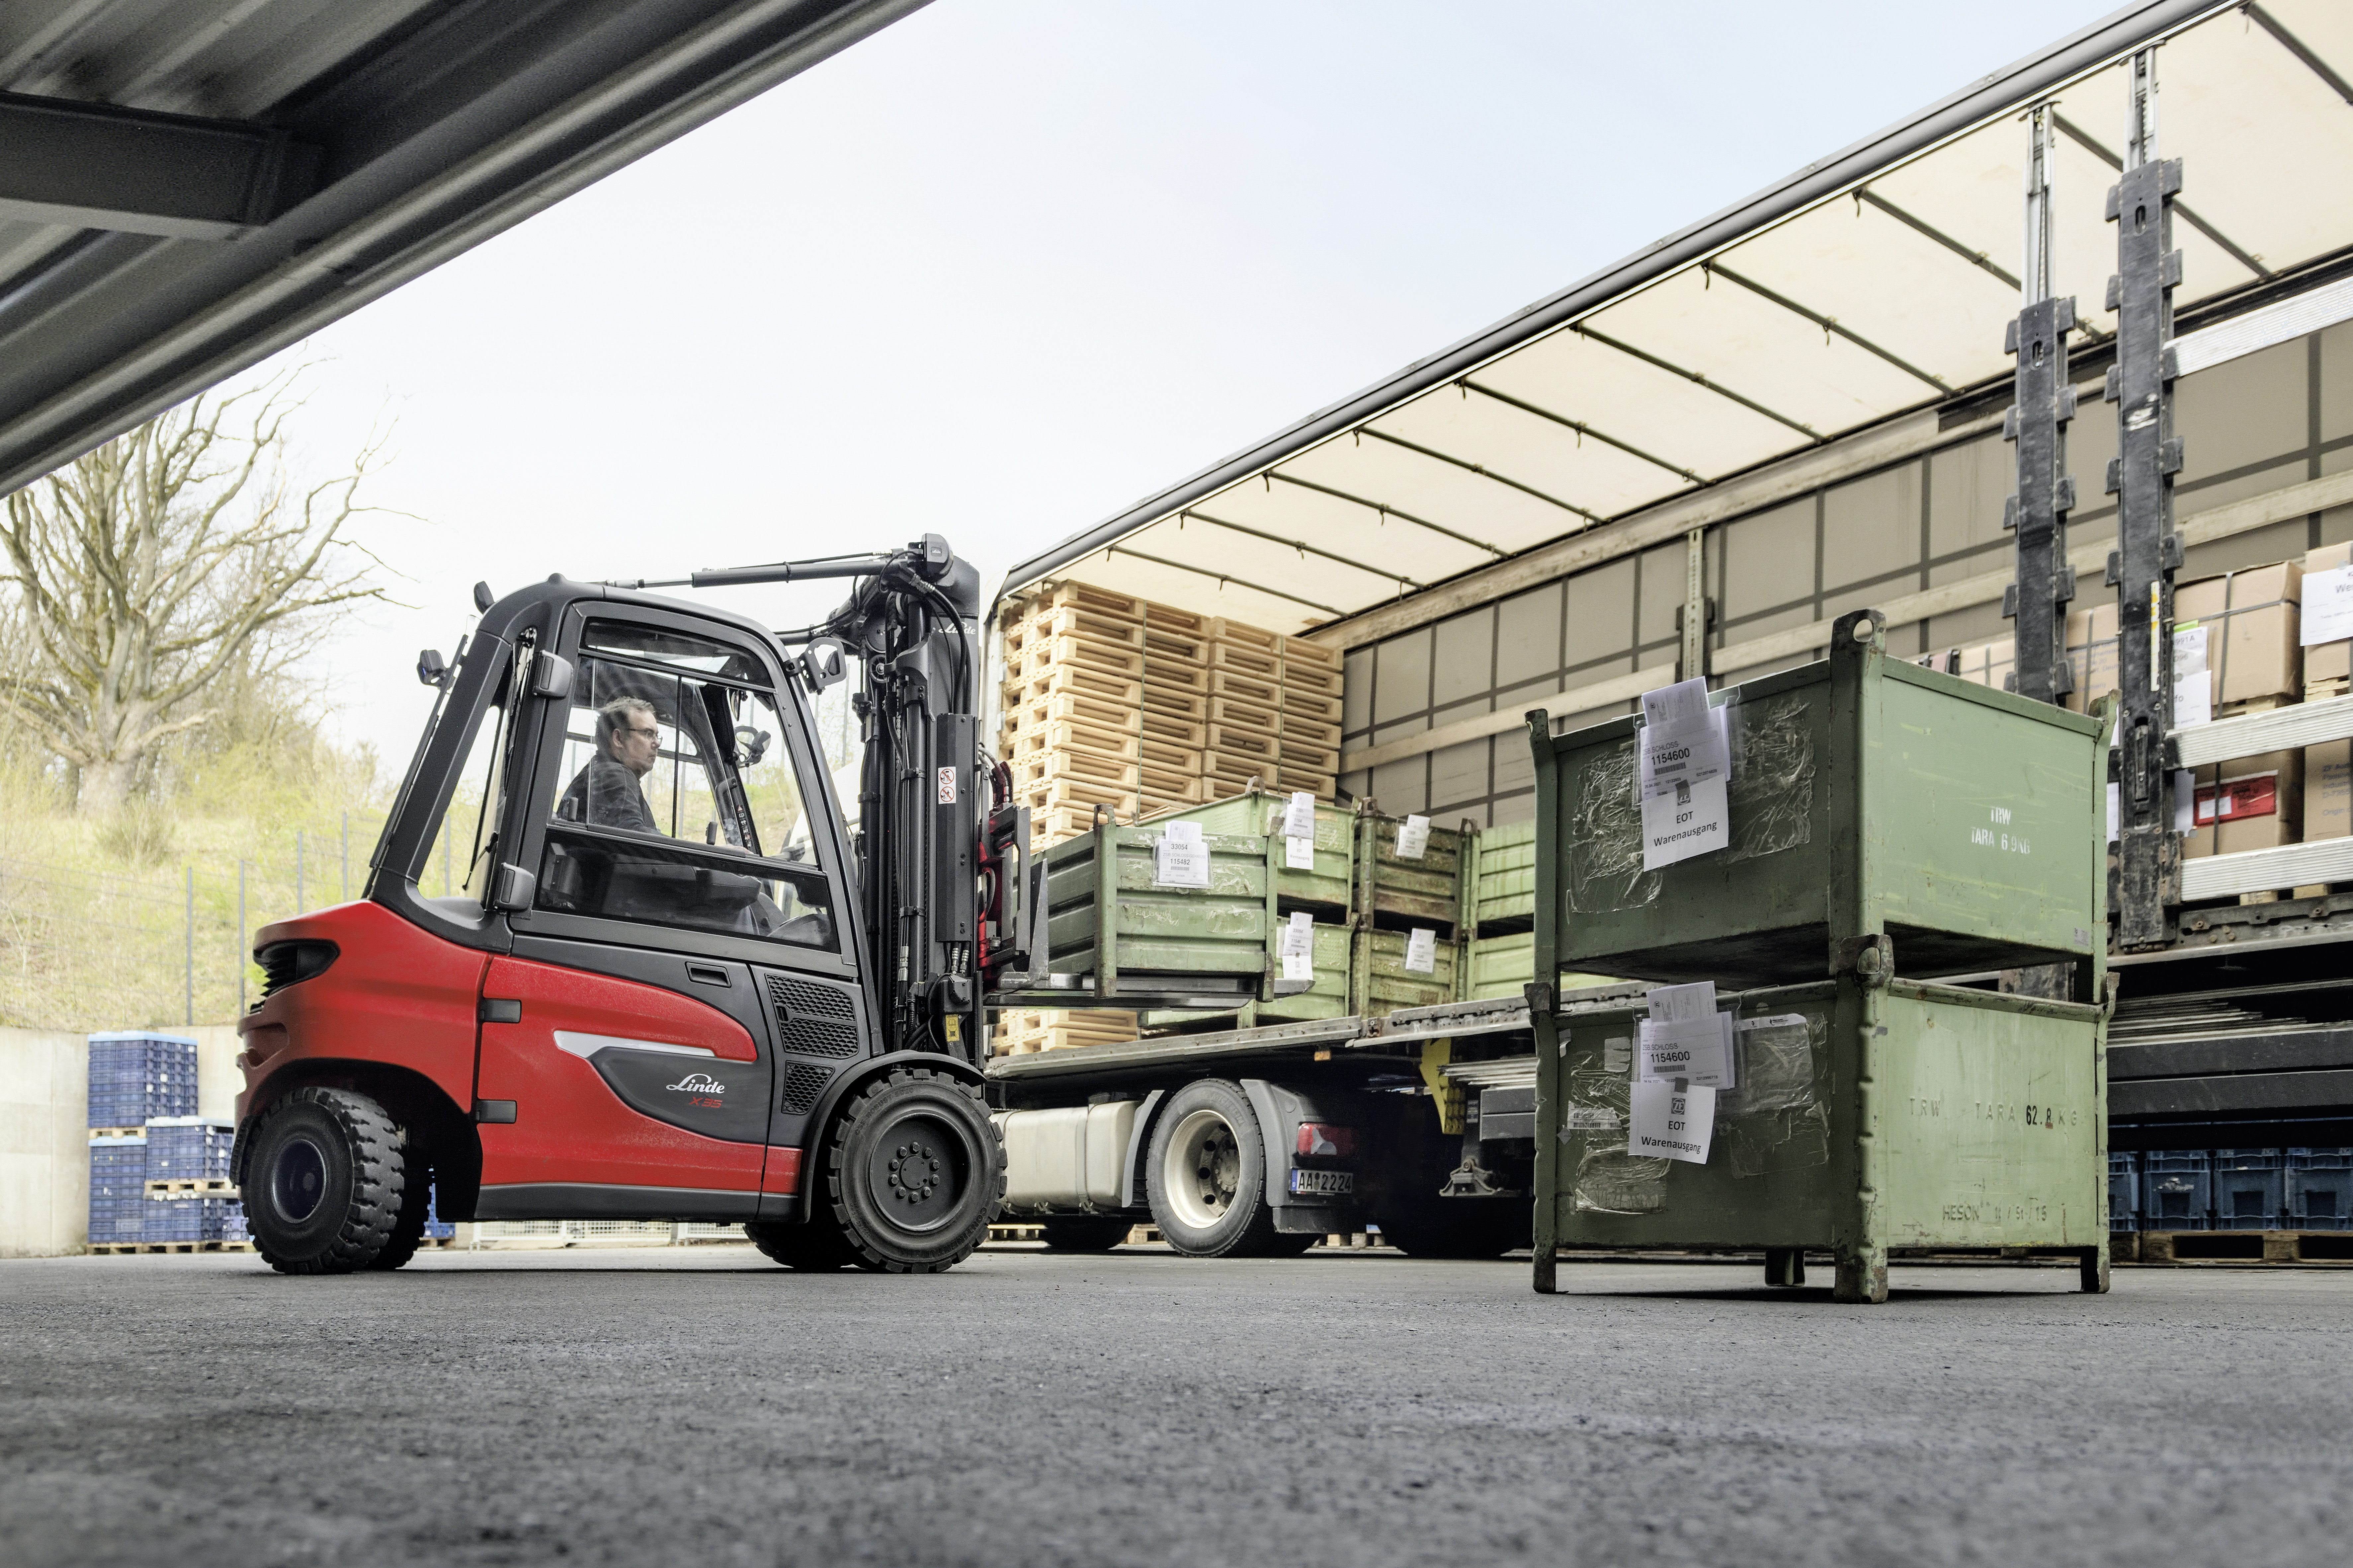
[1526,708,1561,1294]
[2105,46,2187,950]
[2003,103,2079,712]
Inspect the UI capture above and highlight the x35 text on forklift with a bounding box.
[232,535,1043,1274]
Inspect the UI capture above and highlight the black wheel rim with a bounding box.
[865,1110,971,1235]
[273,1136,329,1224]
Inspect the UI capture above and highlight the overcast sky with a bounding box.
[248,0,2122,757]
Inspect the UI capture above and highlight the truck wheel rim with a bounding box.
[273,1136,329,1224]
[1163,1108,1241,1231]
[865,1110,971,1235]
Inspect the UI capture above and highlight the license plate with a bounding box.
[1289,1168,1354,1196]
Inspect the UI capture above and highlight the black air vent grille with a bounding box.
[766,975,860,1058]
[779,1063,831,1114]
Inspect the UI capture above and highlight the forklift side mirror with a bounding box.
[530,651,574,700]
[416,649,449,688]
[801,637,849,690]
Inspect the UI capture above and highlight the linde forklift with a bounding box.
[233,536,1050,1273]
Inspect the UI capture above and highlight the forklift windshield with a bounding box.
[535,621,832,948]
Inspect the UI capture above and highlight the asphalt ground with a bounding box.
[2,1244,2347,1568]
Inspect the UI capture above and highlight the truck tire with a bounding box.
[1039,1216,1134,1252]
[820,1068,1004,1273]
[368,1152,433,1271]
[245,1087,405,1275]
[745,1210,860,1270]
[1145,1078,1287,1258]
[1376,1197,1532,1259]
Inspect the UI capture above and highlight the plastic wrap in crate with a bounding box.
[86,1032,198,1127]
[2212,1148,2287,1230]
[145,1116,233,1179]
[2107,1151,2140,1233]
[87,1134,149,1245]
[2287,1148,2353,1231]
[2141,1151,2213,1231]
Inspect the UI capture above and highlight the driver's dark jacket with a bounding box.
[555,751,658,833]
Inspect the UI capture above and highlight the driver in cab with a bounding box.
[556,697,661,833]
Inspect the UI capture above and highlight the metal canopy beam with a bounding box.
[1704,260,1955,393]
[1458,377,1703,485]
[0,91,318,240]
[1572,323,1825,442]
[1263,470,1510,559]
[0,0,929,501]
[1354,426,1604,525]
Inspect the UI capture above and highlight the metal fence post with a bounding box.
[184,865,194,1026]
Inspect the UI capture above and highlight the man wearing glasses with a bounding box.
[555,696,662,833]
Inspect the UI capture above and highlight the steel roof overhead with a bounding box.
[1003,0,2353,638]
[0,0,927,498]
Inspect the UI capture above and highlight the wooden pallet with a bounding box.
[1208,667,1282,707]
[2120,1230,2353,1265]
[2306,676,2350,703]
[87,1239,254,1256]
[984,1223,1161,1245]
[87,1127,145,1140]
[144,1178,238,1198]
[1005,666,1143,707]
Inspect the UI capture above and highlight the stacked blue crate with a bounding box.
[145,1117,233,1179]
[2212,1148,2287,1230]
[2286,1149,2353,1232]
[86,1133,150,1246]
[424,1182,455,1241]
[146,1197,237,1243]
[86,1032,198,1127]
[2107,1151,2141,1233]
[221,1201,249,1243]
[2141,1151,2213,1231]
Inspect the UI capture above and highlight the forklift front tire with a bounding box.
[822,1068,1004,1273]
[245,1087,406,1275]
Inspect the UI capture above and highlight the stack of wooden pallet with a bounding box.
[999,581,1344,851]
[991,1006,1137,1057]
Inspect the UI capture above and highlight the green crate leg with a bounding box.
[2079,1243,2111,1294]
[1835,1244,1889,1303]
[1764,1248,1806,1287]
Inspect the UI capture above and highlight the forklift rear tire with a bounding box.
[1145,1078,1287,1258]
[245,1087,406,1275]
[820,1068,1005,1273]
[1038,1216,1134,1252]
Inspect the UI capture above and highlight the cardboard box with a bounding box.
[1950,638,2014,691]
[2062,603,2119,714]
[2303,542,2351,691]
[2181,748,2302,859]
[2174,562,2303,708]
[2306,738,2353,843]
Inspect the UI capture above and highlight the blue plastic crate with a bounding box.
[423,1182,455,1240]
[144,1117,233,1179]
[2212,1149,2287,1230]
[87,1135,147,1239]
[2142,1151,2213,1230]
[2108,1151,2141,1232]
[86,1033,199,1127]
[2287,1164,2353,1231]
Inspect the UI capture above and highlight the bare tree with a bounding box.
[0,377,390,811]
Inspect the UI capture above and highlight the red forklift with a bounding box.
[233,536,1043,1274]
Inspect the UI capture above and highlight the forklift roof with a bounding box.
[1002,0,2353,639]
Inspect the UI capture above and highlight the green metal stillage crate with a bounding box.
[1042,822,1277,1004]
[1156,790,1353,911]
[1539,613,2108,984]
[1525,611,2111,1303]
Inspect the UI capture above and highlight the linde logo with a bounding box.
[665,1071,726,1095]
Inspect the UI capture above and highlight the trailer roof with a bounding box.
[1002,0,2353,636]
[0,0,925,499]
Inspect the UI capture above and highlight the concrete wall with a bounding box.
[1,1023,244,1257]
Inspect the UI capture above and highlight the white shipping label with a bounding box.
[1638,1015,1734,1089]
[1565,1107,1623,1131]
[1283,791,1317,839]
[1628,1080,1716,1164]
[1282,950,1315,982]
[1637,677,1730,799]
[1602,1037,1633,1074]
[1639,774,1729,870]
[1403,927,1438,974]
[1395,814,1431,859]
[1280,910,1314,956]
[1645,981,1718,1024]
[1154,821,1210,888]
[2173,625,2212,727]
[1286,832,1317,869]
[2303,565,2353,646]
